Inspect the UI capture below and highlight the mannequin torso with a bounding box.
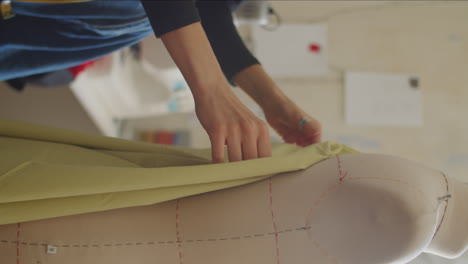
[0,153,466,264]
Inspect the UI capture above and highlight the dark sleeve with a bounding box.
[196,1,260,83]
[140,0,201,37]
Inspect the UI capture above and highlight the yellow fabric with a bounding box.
[0,119,358,225]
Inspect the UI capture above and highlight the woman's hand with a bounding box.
[233,65,322,147]
[161,23,271,163]
[195,85,272,163]
[263,97,322,146]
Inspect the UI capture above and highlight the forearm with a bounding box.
[160,22,228,100]
[233,64,289,110]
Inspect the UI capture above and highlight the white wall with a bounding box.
[1,2,466,262]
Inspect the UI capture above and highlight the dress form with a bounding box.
[0,153,466,264]
[426,180,468,258]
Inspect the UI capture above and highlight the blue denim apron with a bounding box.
[0,0,153,80]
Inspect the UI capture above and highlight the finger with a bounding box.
[312,131,322,143]
[296,134,317,146]
[282,134,297,144]
[257,123,272,158]
[303,124,322,144]
[227,135,242,162]
[209,133,226,163]
[241,134,258,160]
[297,137,312,147]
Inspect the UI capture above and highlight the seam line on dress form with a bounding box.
[337,156,348,182]
[16,223,21,264]
[431,172,450,240]
[305,156,351,223]
[0,226,311,248]
[269,178,280,264]
[1,177,428,252]
[175,199,183,264]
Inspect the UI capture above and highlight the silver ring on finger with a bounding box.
[298,117,309,131]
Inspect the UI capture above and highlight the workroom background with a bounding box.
[2,2,467,175]
[1,4,467,263]
[0,1,468,263]
[2,1,467,177]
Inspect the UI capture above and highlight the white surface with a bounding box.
[252,23,328,77]
[344,72,423,127]
[109,50,171,108]
[70,71,118,137]
[70,44,195,137]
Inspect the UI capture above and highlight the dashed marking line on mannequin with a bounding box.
[175,199,183,264]
[0,227,311,248]
[305,180,342,263]
[314,184,340,207]
[336,156,349,182]
[269,178,281,264]
[16,222,21,264]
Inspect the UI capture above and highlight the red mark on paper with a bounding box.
[308,44,321,53]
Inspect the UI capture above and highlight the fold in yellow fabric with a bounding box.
[0,118,357,225]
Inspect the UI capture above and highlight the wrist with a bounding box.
[190,76,234,103]
[233,65,288,110]
[160,22,229,101]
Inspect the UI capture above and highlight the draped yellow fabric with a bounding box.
[0,119,358,225]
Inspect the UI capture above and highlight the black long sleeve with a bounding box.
[141,0,259,83]
[141,0,201,37]
[197,1,259,83]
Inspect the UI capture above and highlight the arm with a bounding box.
[197,1,321,146]
[233,65,322,146]
[141,1,271,163]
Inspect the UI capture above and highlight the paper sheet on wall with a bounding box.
[345,72,423,127]
[252,24,328,77]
